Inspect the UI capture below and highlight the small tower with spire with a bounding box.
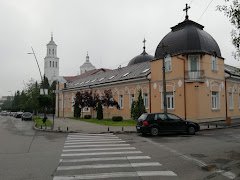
[80,52,96,74]
[44,33,59,84]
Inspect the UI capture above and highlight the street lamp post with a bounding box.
[27,47,47,121]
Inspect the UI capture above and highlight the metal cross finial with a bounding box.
[51,32,53,40]
[143,38,146,51]
[183,3,190,20]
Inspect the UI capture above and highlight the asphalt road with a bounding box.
[117,129,240,180]
[1,115,240,180]
[0,116,66,180]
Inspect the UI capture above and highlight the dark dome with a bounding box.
[155,19,222,59]
[128,49,154,66]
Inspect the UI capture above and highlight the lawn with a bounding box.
[72,118,137,126]
[34,116,52,128]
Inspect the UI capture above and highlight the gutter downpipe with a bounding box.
[147,74,151,113]
[225,75,229,121]
[177,55,187,120]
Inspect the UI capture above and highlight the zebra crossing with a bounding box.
[53,133,177,180]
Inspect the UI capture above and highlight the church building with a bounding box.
[55,8,240,123]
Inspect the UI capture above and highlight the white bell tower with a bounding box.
[44,33,59,85]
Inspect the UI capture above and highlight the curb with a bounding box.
[33,124,240,134]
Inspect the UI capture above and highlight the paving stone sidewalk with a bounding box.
[38,117,240,134]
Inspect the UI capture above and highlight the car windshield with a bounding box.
[138,114,148,121]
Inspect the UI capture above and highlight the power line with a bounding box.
[197,0,214,22]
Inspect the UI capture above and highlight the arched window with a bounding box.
[50,61,51,67]
[56,62,57,67]
[49,49,51,55]
[53,61,54,67]
[52,49,55,55]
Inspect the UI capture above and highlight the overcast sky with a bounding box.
[0,0,237,97]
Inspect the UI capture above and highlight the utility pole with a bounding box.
[160,43,168,115]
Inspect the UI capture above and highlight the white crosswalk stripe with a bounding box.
[53,133,177,179]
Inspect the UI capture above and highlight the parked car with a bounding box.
[21,112,33,121]
[136,113,200,136]
[14,112,23,118]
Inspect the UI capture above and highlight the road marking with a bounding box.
[67,137,120,140]
[67,135,119,138]
[64,143,130,148]
[53,171,177,180]
[63,147,135,152]
[59,156,151,163]
[57,162,161,170]
[66,138,121,142]
[65,140,126,144]
[143,137,236,180]
[69,133,114,136]
[61,151,142,157]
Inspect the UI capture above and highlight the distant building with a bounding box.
[80,52,96,74]
[44,34,59,85]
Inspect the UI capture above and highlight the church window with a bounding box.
[56,62,57,67]
[143,93,149,109]
[211,56,217,71]
[211,91,219,109]
[53,61,54,67]
[122,72,130,77]
[229,92,234,110]
[164,55,172,72]
[119,95,123,109]
[50,61,51,67]
[142,68,150,73]
[49,49,51,55]
[129,94,134,108]
[52,49,55,55]
[108,75,115,80]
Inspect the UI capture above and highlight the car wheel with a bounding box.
[188,126,196,135]
[150,127,159,136]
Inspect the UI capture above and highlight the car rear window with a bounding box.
[138,114,148,121]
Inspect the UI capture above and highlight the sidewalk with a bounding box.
[36,117,240,134]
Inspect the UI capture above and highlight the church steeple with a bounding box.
[80,52,96,74]
[44,34,59,85]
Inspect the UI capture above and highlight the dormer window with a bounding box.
[142,68,150,73]
[98,77,104,81]
[122,72,130,77]
[108,75,115,79]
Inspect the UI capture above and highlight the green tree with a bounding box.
[96,101,103,120]
[218,0,240,59]
[130,101,138,120]
[131,90,146,120]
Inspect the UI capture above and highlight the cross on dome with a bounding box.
[183,3,190,20]
[143,38,146,52]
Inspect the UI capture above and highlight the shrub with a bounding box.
[84,115,92,119]
[112,116,123,122]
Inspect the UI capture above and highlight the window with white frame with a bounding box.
[166,92,174,109]
[229,92,234,109]
[119,95,123,109]
[164,54,172,72]
[143,93,149,109]
[129,94,134,108]
[211,56,217,71]
[211,91,219,109]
